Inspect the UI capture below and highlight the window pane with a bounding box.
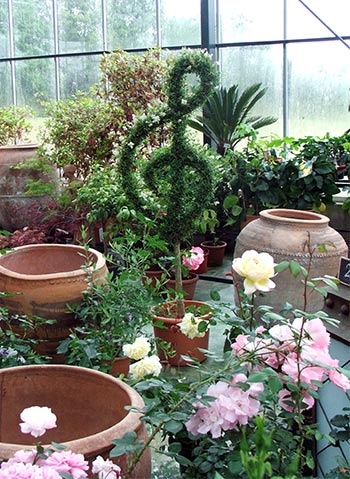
[59,55,101,98]
[0,62,13,106]
[287,0,350,40]
[160,0,200,47]
[219,45,283,138]
[218,0,284,43]
[106,0,157,50]
[0,0,10,57]
[15,59,56,112]
[288,42,350,137]
[58,0,103,54]
[12,0,54,56]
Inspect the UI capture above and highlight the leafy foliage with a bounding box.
[0,105,33,145]
[188,83,276,155]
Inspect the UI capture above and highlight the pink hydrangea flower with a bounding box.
[19,406,57,438]
[182,247,205,271]
[44,451,88,479]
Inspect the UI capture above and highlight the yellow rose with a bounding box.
[122,336,151,360]
[232,250,276,295]
[129,355,162,380]
[179,313,207,339]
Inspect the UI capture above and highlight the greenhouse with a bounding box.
[0,2,349,479]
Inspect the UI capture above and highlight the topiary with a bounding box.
[118,49,219,317]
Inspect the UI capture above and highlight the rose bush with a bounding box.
[111,248,349,479]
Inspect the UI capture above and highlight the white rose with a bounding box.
[122,336,151,360]
[129,355,162,381]
[19,406,57,438]
[232,250,276,295]
[92,455,121,479]
[179,313,207,339]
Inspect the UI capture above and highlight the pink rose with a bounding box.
[278,388,314,412]
[329,370,350,391]
[44,451,88,479]
[182,247,205,271]
[0,462,61,479]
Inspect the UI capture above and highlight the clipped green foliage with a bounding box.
[119,49,219,245]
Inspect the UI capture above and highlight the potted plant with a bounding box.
[40,48,171,183]
[188,82,277,155]
[0,106,58,231]
[118,49,218,364]
[57,265,156,373]
[216,134,342,232]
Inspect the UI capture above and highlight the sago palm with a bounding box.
[188,83,277,155]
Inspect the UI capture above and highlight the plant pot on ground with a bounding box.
[0,244,108,361]
[152,299,212,366]
[200,239,227,266]
[0,106,60,232]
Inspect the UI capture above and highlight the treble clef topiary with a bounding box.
[118,49,218,316]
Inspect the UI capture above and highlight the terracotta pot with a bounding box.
[152,300,212,366]
[165,272,199,300]
[234,209,349,312]
[109,356,131,377]
[0,364,151,478]
[0,244,108,357]
[142,268,165,288]
[191,248,209,274]
[0,144,58,231]
[200,240,227,266]
[239,214,259,230]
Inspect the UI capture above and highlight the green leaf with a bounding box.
[289,260,302,277]
[275,260,290,272]
[110,431,143,457]
[164,419,183,435]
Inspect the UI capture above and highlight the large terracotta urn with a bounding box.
[0,365,151,479]
[234,209,348,313]
[0,244,108,357]
[0,144,58,231]
[152,300,212,366]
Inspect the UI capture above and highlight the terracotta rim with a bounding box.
[0,364,144,455]
[0,144,39,151]
[260,208,329,225]
[200,240,227,249]
[0,244,105,280]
